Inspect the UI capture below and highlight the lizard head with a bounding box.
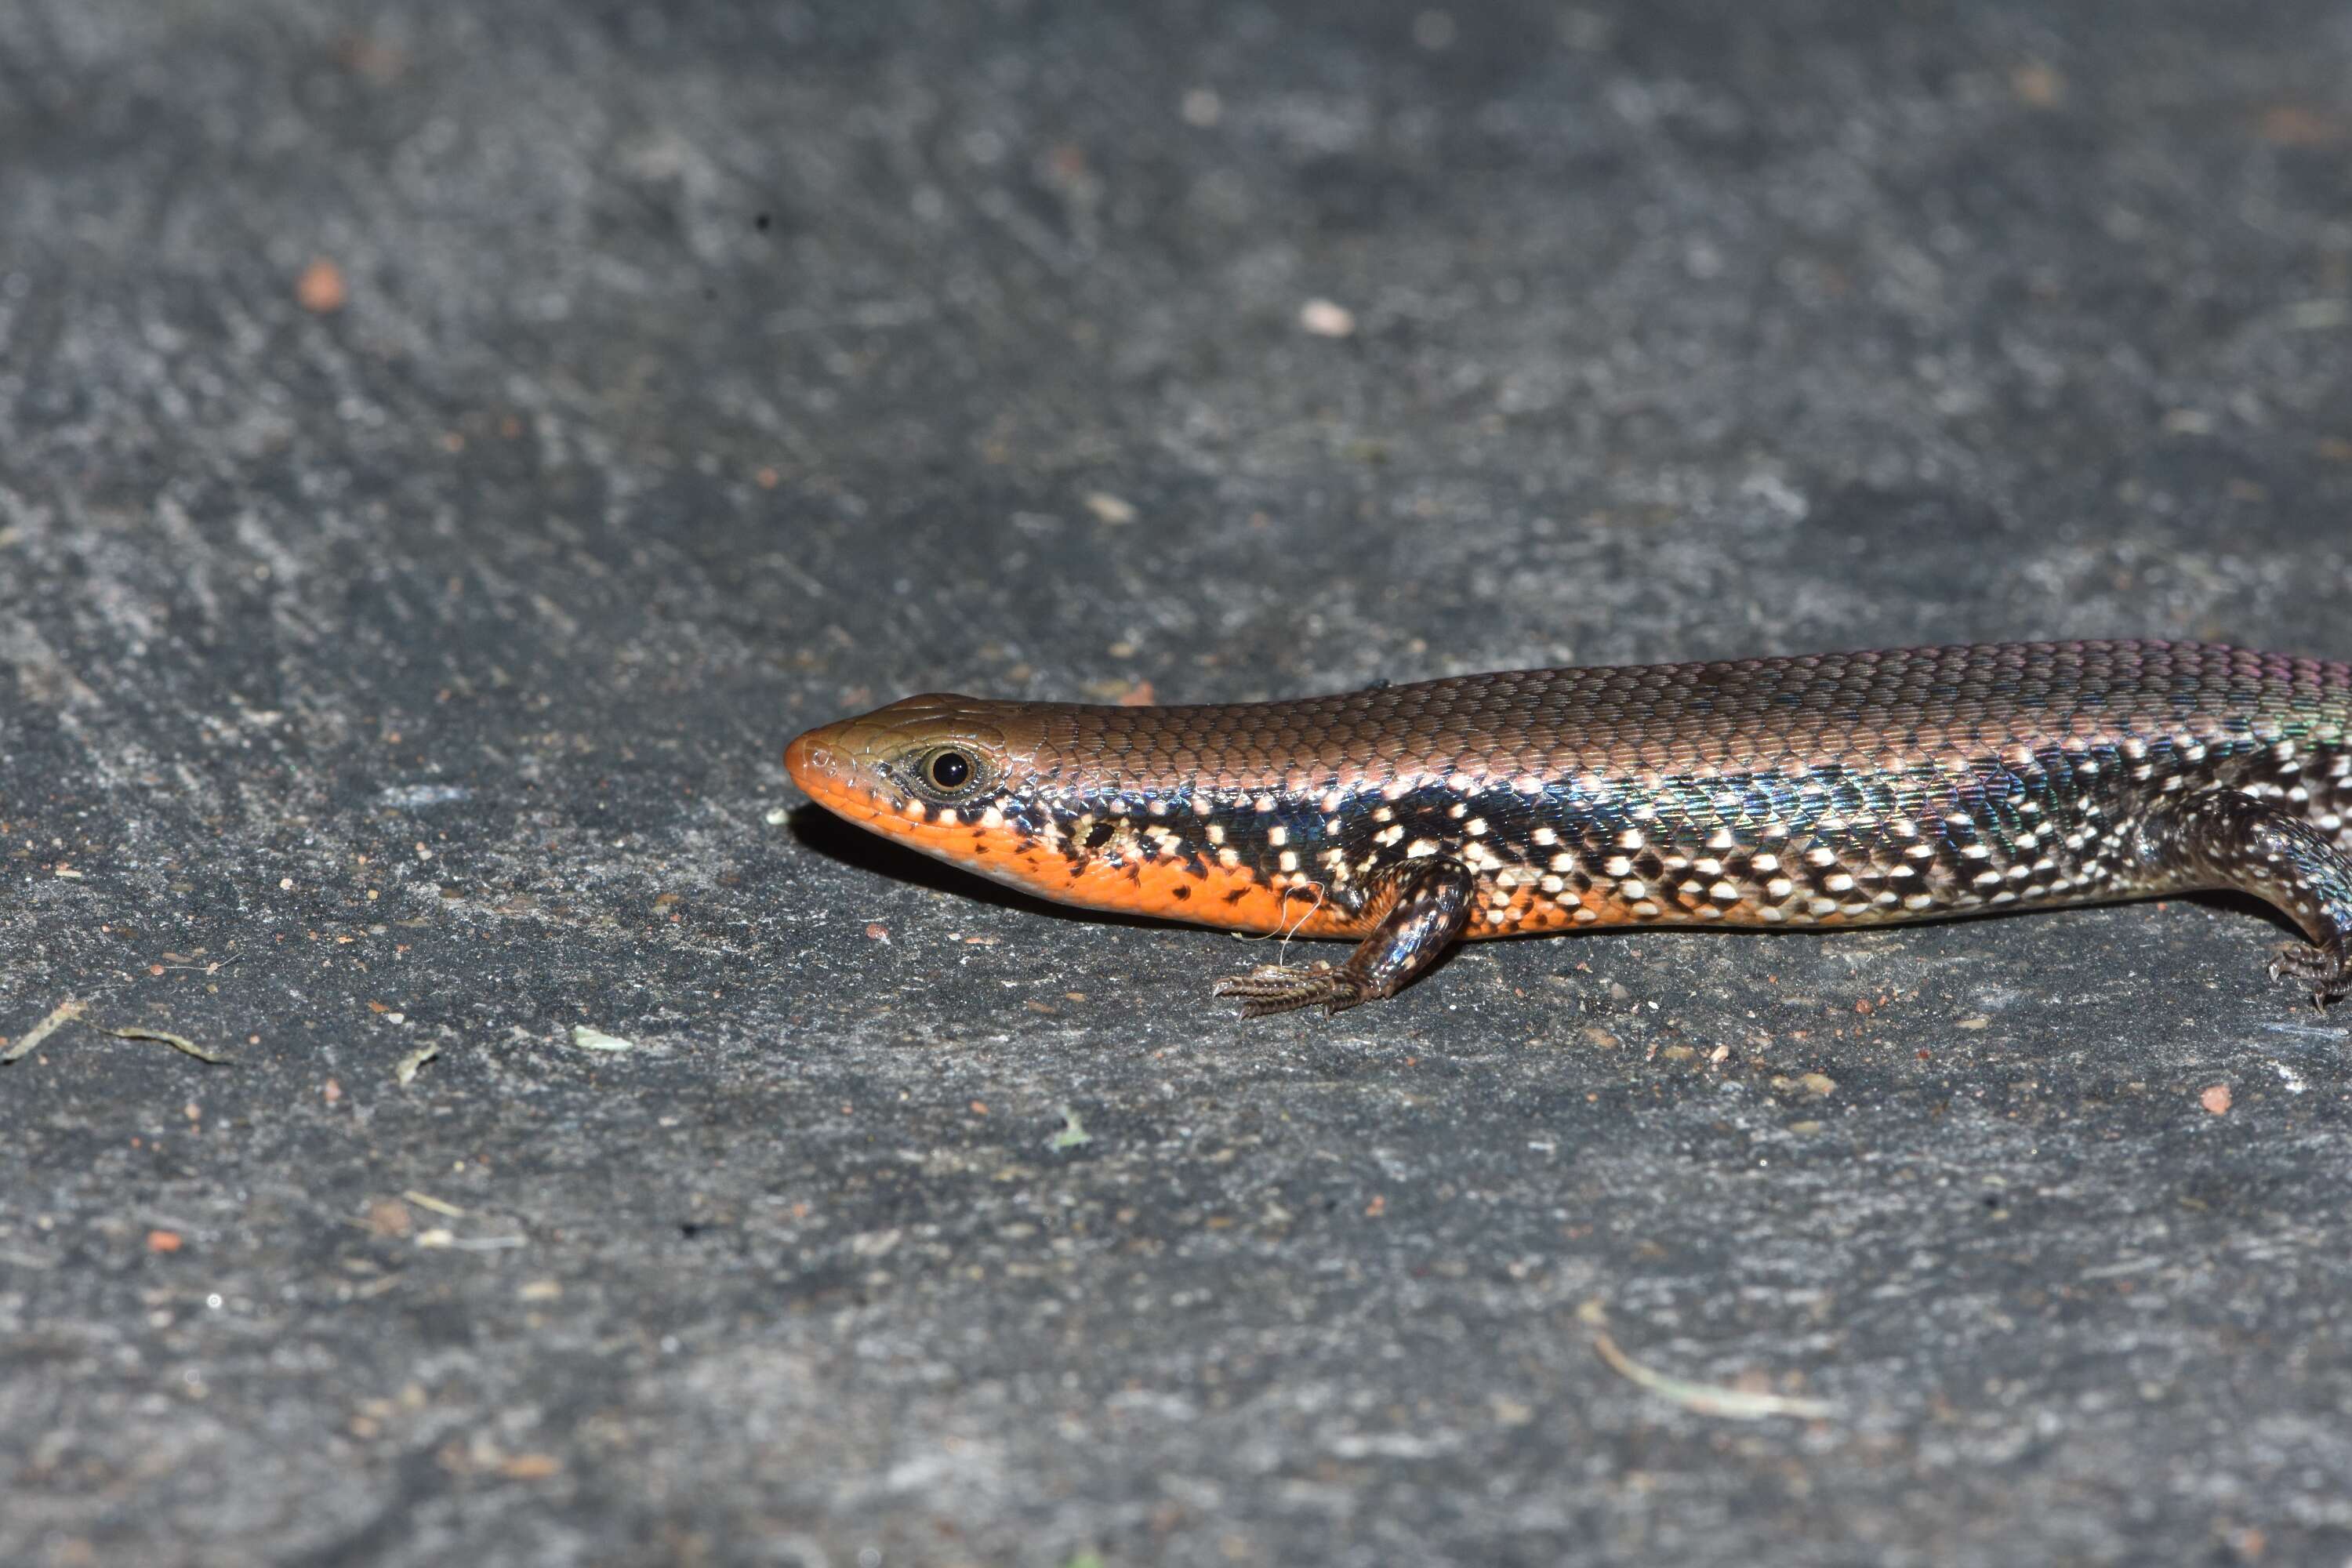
[785,693,1061,878]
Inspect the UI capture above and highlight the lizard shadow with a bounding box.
[2176,887,2303,936]
[786,804,1196,933]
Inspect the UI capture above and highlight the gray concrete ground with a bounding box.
[4,2,2352,1563]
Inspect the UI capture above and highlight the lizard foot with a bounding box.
[1212,962,1371,1018]
[2268,936,2352,1010]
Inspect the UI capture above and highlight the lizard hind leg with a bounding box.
[2142,788,2352,1007]
[1213,858,1475,1018]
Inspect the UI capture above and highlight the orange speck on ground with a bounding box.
[2260,105,2345,147]
[2009,61,2063,107]
[296,257,347,313]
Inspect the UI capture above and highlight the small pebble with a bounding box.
[1299,298,1356,338]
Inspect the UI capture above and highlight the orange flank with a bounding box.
[1036,839,1366,937]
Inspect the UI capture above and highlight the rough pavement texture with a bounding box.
[4,2,2351,1564]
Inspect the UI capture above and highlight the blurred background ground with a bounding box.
[3,2,2352,1563]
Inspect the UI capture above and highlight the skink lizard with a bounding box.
[783,641,2352,1015]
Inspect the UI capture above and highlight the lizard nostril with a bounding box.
[783,731,837,786]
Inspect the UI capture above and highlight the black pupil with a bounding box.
[929,750,971,789]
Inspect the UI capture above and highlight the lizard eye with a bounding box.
[906,744,990,802]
